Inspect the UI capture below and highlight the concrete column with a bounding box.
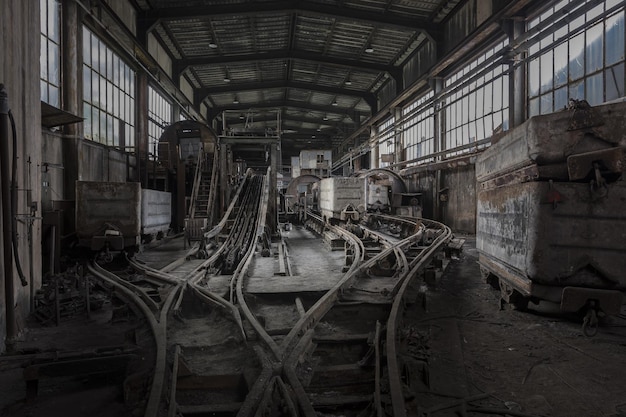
[431,78,444,222]
[431,77,444,157]
[393,107,403,167]
[369,125,379,169]
[219,140,229,217]
[62,0,82,200]
[62,0,81,135]
[268,142,279,233]
[136,73,149,186]
[510,18,526,128]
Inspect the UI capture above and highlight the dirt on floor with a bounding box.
[401,235,626,417]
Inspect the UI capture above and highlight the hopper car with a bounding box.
[476,99,626,335]
[75,181,171,254]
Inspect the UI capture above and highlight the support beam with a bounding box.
[209,101,364,121]
[138,1,437,34]
[174,50,392,76]
[194,80,376,102]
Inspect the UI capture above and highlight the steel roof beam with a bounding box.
[195,80,375,100]
[208,100,360,122]
[223,114,347,128]
[173,50,391,76]
[138,1,437,33]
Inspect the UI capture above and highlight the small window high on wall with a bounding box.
[40,0,60,107]
[82,26,136,150]
[528,0,625,116]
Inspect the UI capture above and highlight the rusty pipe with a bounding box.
[0,84,17,351]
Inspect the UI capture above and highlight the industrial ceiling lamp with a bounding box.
[209,42,218,49]
[365,45,374,53]
[233,96,239,104]
[345,78,352,86]
[331,100,338,106]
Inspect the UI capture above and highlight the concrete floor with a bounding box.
[402,235,626,417]
[2,234,625,417]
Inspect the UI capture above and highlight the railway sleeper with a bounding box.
[23,353,138,400]
[175,373,250,411]
[308,392,374,408]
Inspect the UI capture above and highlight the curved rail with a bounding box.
[387,218,452,417]
[87,261,183,417]
[89,167,455,416]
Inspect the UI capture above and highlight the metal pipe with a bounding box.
[9,110,28,287]
[1,84,17,351]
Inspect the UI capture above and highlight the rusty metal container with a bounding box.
[476,101,626,315]
[476,100,626,184]
[76,181,142,250]
[319,177,364,222]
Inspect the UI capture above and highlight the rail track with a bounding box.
[86,168,453,417]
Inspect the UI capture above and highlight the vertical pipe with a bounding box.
[1,84,17,351]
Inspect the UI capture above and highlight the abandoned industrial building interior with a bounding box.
[1,0,626,416]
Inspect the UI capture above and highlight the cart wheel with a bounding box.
[582,308,598,337]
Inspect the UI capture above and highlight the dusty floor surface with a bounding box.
[402,235,626,417]
[2,234,625,417]
[0,307,141,417]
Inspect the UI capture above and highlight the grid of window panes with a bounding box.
[378,117,395,167]
[82,26,135,149]
[148,86,172,159]
[528,0,625,117]
[442,39,509,156]
[40,0,60,106]
[402,91,434,165]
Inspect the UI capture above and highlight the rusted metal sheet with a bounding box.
[567,147,624,181]
[476,101,626,182]
[561,287,623,315]
[477,180,626,292]
[76,181,141,248]
[142,189,171,235]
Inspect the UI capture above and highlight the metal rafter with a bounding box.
[195,80,376,100]
[174,50,393,75]
[138,1,437,34]
[209,100,360,121]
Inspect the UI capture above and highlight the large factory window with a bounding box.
[402,91,434,165]
[148,86,173,159]
[442,38,509,157]
[40,0,60,107]
[82,26,135,150]
[528,0,625,117]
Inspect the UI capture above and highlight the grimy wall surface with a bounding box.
[402,162,477,234]
[0,0,43,351]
